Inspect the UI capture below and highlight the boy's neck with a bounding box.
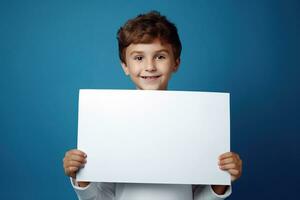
[135,87,168,91]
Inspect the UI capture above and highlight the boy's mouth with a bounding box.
[140,75,161,79]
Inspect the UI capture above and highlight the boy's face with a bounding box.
[121,39,180,90]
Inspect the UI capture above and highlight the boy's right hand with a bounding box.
[63,149,89,187]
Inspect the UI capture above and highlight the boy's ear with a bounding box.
[173,58,180,72]
[121,62,130,75]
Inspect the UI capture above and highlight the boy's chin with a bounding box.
[137,84,166,90]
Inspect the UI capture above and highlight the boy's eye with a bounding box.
[134,56,143,61]
[155,55,166,60]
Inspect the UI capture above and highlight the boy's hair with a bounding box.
[117,11,182,63]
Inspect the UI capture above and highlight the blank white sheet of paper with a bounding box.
[76,89,230,185]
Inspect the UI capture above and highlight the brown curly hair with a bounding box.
[117,11,182,63]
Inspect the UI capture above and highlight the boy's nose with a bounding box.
[145,60,156,71]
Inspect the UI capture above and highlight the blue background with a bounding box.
[0,0,299,199]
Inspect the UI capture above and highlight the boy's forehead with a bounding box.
[126,40,172,54]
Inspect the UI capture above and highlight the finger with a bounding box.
[64,157,86,168]
[66,166,79,175]
[67,160,86,168]
[63,163,84,177]
[66,149,87,158]
[219,152,235,159]
[228,169,240,176]
[229,169,241,182]
[231,175,238,182]
[69,154,87,163]
[219,163,237,170]
[218,157,235,165]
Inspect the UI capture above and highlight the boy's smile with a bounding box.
[121,39,180,90]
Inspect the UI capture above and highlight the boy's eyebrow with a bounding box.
[129,49,170,56]
[155,49,170,54]
[129,51,144,55]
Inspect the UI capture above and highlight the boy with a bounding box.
[63,11,242,200]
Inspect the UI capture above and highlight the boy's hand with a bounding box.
[63,149,87,179]
[218,152,242,182]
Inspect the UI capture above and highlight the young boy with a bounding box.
[63,11,242,200]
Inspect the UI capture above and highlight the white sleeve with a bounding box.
[70,178,115,200]
[194,185,232,200]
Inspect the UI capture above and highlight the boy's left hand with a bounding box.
[218,152,242,182]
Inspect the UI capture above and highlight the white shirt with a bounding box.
[71,179,231,200]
